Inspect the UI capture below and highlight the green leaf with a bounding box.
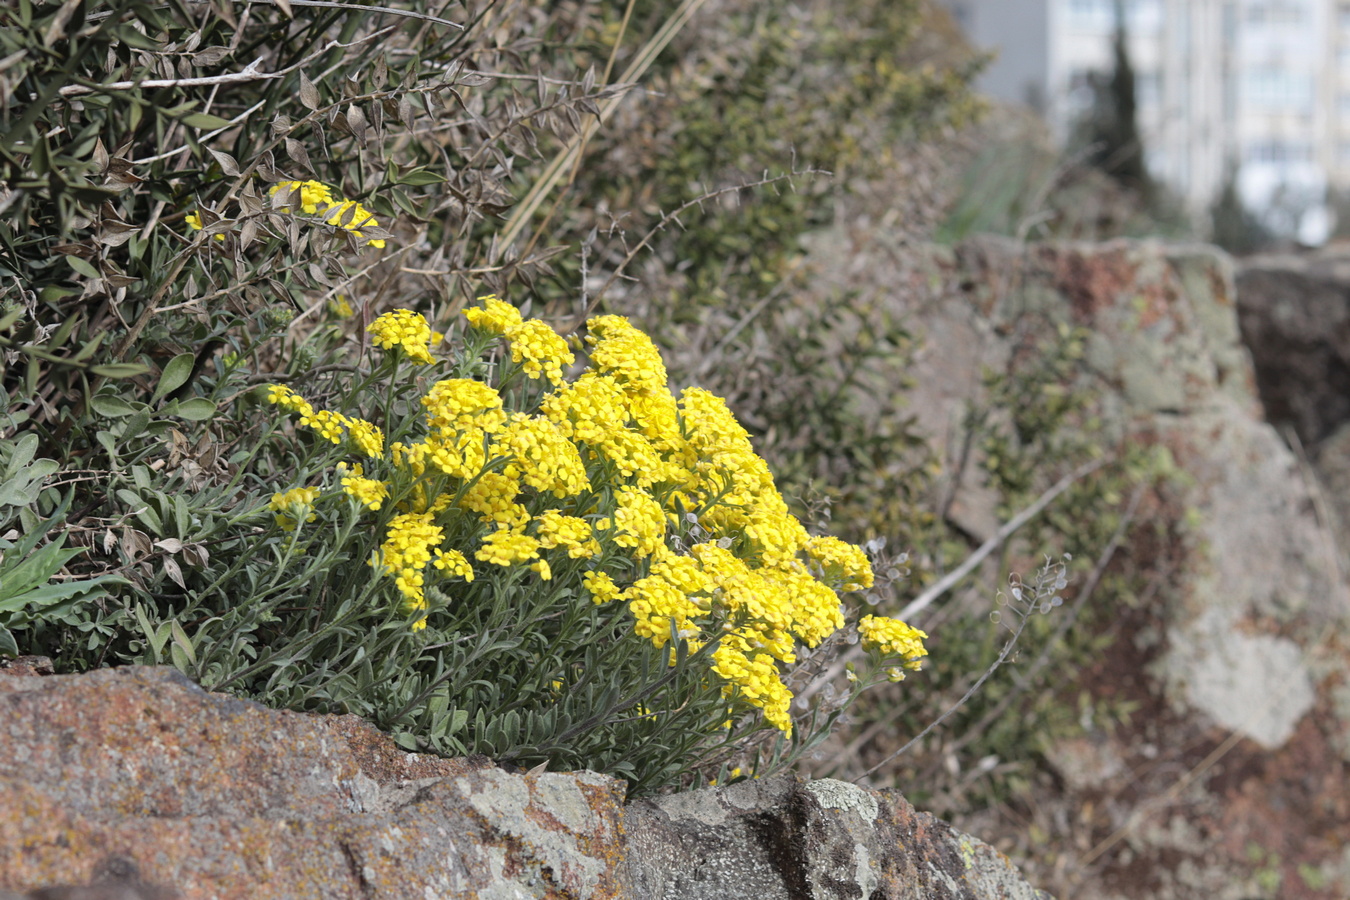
[169,619,197,666]
[3,433,39,477]
[163,398,217,420]
[397,169,446,186]
[90,395,139,417]
[66,255,100,279]
[0,575,126,617]
[0,477,40,508]
[0,627,16,659]
[0,540,83,606]
[180,112,234,130]
[153,352,196,403]
[90,363,151,379]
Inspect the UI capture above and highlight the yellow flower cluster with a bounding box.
[265,299,923,735]
[857,615,929,681]
[266,385,385,457]
[269,486,319,532]
[462,294,522,334]
[376,512,452,628]
[368,309,435,365]
[340,464,388,511]
[269,179,387,248]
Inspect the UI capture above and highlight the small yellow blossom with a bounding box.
[433,548,474,581]
[463,294,523,334]
[475,529,541,566]
[269,486,319,531]
[533,510,599,559]
[368,309,435,365]
[346,418,385,458]
[329,295,355,318]
[584,570,621,605]
[341,471,389,511]
[269,180,387,248]
[504,318,574,384]
[857,615,928,669]
[185,210,226,241]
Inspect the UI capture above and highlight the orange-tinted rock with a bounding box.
[0,667,626,899]
[0,666,1053,899]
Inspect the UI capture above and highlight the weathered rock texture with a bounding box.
[796,231,1350,899]
[1236,250,1350,555]
[0,663,1050,900]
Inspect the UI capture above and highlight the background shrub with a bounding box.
[3,0,1169,829]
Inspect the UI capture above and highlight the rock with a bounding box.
[1235,252,1350,447]
[0,665,1051,900]
[1237,250,1350,553]
[625,776,1051,900]
[796,230,1350,898]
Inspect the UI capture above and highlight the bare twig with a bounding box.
[60,56,274,96]
[799,456,1109,706]
[932,484,1144,766]
[224,0,464,29]
[851,570,1051,784]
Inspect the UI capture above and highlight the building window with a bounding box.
[1067,0,1161,31]
[1243,67,1315,111]
[1247,141,1313,164]
[1250,2,1308,26]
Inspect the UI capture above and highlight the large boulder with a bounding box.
[796,230,1350,899]
[0,663,1049,899]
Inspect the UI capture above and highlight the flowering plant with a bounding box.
[243,296,924,789]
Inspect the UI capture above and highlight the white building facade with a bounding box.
[942,0,1335,244]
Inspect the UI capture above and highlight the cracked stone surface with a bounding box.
[0,664,1051,899]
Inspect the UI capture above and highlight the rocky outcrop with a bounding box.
[1236,250,1350,551]
[0,663,1049,900]
[797,231,1350,899]
[1235,252,1350,448]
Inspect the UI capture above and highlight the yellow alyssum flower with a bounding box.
[426,429,490,481]
[368,309,435,365]
[475,528,541,566]
[329,295,355,318]
[533,510,599,559]
[857,614,928,673]
[341,471,389,511]
[266,384,314,418]
[270,179,335,214]
[711,643,794,737]
[493,414,590,499]
[433,548,474,581]
[504,318,574,385]
[269,486,319,531]
[584,570,621,605]
[185,210,226,241]
[597,486,666,558]
[459,472,527,529]
[422,378,507,433]
[805,535,875,592]
[269,180,386,248]
[624,575,702,648]
[585,315,668,393]
[346,418,384,458]
[300,408,349,444]
[463,294,523,334]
